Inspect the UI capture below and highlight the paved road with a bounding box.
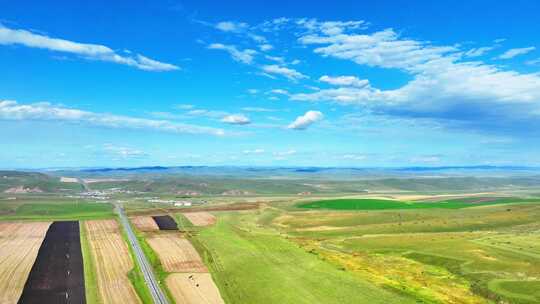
[116,205,170,304]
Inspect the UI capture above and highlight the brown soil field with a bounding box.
[130,216,159,232]
[0,222,51,304]
[152,215,178,230]
[147,234,207,272]
[182,212,216,226]
[18,221,86,304]
[166,273,224,304]
[85,220,141,304]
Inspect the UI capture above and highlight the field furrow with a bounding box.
[147,233,208,272]
[85,219,141,304]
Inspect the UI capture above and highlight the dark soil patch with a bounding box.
[152,215,178,230]
[18,221,86,304]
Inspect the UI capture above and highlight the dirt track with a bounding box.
[147,234,207,272]
[0,222,51,304]
[166,273,224,304]
[85,220,141,304]
[18,221,86,304]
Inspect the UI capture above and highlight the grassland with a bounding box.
[189,211,416,304]
[274,202,540,303]
[298,197,540,210]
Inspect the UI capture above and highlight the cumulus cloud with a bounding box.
[0,100,224,136]
[319,75,369,87]
[221,114,251,125]
[261,65,307,81]
[287,111,323,130]
[293,26,540,133]
[497,47,536,59]
[208,43,256,64]
[0,25,179,71]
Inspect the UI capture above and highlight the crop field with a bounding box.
[152,215,178,230]
[85,220,141,304]
[130,216,159,232]
[182,212,216,226]
[298,197,540,210]
[166,273,224,304]
[146,233,208,273]
[18,221,86,303]
[0,222,50,304]
[0,201,114,220]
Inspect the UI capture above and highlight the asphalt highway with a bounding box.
[116,205,170,304]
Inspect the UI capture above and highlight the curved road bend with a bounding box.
[116,204,170,304]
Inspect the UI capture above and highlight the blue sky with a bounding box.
[1,0,540,168]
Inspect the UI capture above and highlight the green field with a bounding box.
[189,211,416,304]
[0,202,114,220]
[298,197,540,210]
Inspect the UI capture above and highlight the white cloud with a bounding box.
[241,107,276,112]
[186,109,229,119]
[259,44,273,51]
[208,43,256,64]
[464,46,494,57]
[319,75,369,87]
[175,104,195,110]
[221,114,251,125]
[274,149,296,156]
[0,25,179,71]
[243,148,265,154]
[215,21,248,33]
[526,58,540,66]
[261,65,307,81]
[103,144,147,159]
[294,27,540,127]
[0,100,225,136]
[246,89,259,94]
[342,154,367,160]
[287,111,324,130]
[296,19,367,35]
[265,55,285,63]
[497,47,535,59]
[269,89,290,95]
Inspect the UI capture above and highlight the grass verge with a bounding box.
[80,221,101,304]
